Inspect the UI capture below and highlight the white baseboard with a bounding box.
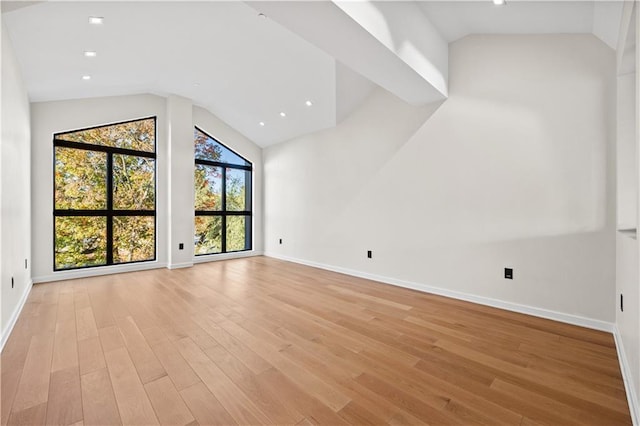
[264,252,614,333]
[33,261,167,283]
[613,325,639,426]
[1,279,33,352]
[168,262,193,269]
[193,250,263,264]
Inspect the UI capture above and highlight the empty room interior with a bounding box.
[2,0,640,424]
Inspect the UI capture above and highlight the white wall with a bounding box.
[617,73,636,229]
[264,34,616,324]
[167,95,195,268]
[31,94,168,282]
[616,233,639,409]
[30,95,263,282]
[614,4,640,420]
[1,23,32,346]
[615,55,639,419]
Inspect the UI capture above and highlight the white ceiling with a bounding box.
[2,1,342,146]
[2,1,625,147]
[419,1,623,48]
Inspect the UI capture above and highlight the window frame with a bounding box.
[53,116,157,271]
[194,126,253,255]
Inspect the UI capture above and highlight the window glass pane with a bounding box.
[195,165,222,211]
[194,128,249,166]
[195,216,222,255]
[113,155,155,210]
[55,216,107,269]
[55,147,107,210]
[113,216,155,263]
[226,168,247,211]
[55,118,155,152]
[226,216,249,252]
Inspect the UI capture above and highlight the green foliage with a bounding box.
[57,118,155,152]
[194,165,221,211]
[225,168,246,211]
[54,119,156,270]
[55,147,107,209]
[195,128,223,161]
[226,216,246,252]
[113,154,155,210]
[194,216,222,255]
[194,132,250,254]
[113,216,154,263]
[55,216,107,268]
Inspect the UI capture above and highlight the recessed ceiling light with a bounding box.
[88,16,104,25]
[258,13,267,19]
[259,122,265,126]
[280,112,286,117]
[84,51,97,58]
[493,0,505,5]
[305,100,313,107]
[82,75,91,80]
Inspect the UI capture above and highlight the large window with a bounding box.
[54,117,156,270]
[194,127,252,255]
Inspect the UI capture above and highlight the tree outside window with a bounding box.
[53,117,156,270]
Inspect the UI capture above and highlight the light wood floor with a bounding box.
[1,256,631,425]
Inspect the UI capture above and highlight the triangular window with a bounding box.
[56,117,155,153]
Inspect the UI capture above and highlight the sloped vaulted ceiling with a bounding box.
[1,1,624,147]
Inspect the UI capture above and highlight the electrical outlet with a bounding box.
[11,277,14,289]
[504,268,513,279]
[621,293,624,312]
[367,250,372,259]
[179,243,184,250]
[279,239,282,245]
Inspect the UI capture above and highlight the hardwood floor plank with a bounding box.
[435,338,630,416]
[140,325,169,347]
[2,257,631,425]
[78,336,106,375]
[217,319,352,412]
[11,332,55,412]
[150,339,201,391]
[179,382,237,426]
[1,328,31,424]
[104,347,159,425]
[491,377,630,426]
[144,376,195,426]
[1,367,23,425]
[97,326,124,353]
[114,316,166,384]
[46,366,83,425]
[255,367,350,425]
[190,315,273,375]
[176,337,272,425]
[354,372,458,424]
[80,368,122,426]
[55,295,76,324]
[204,343,304,424]
[337,401,388,425]
[87,292,115,328]
[7,402,47,426]
[75,307,98,341]
[51,320,78,372]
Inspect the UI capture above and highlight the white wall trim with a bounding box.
[33,261,167,283]
[1,279,33,352]
[167,262,194,270]
[264,252,614,333]
[193,250,263,264]
[613,325,640,426]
